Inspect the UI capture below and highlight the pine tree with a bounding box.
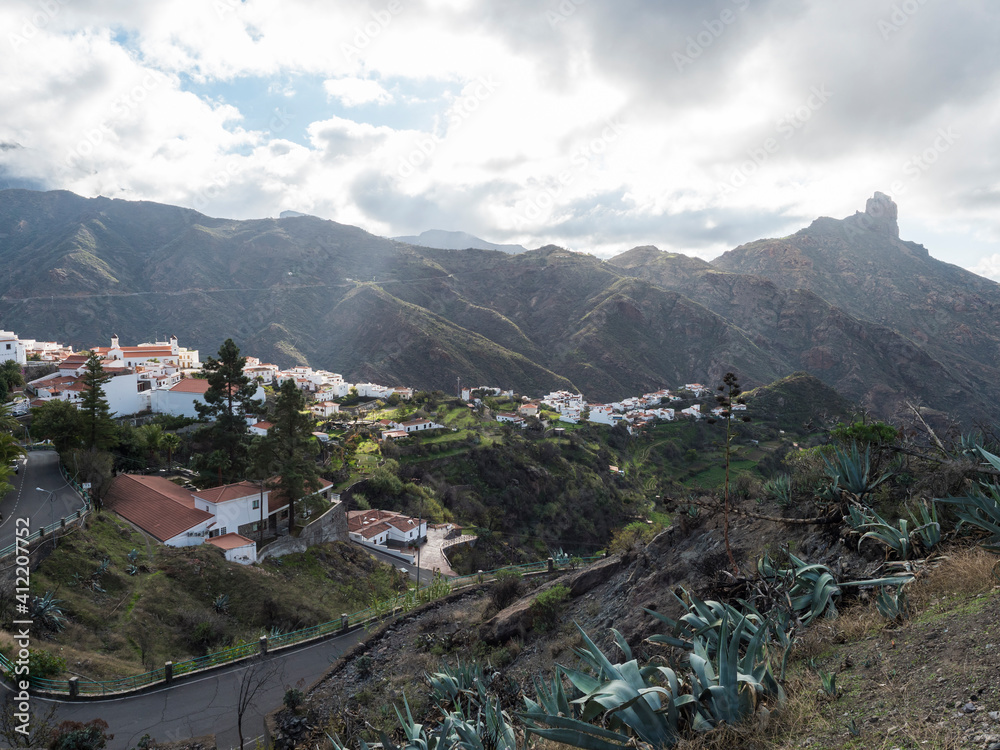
[79,354,118,450]
[196,339,261,482]
[266,378,320,532]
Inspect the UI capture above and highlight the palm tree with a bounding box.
[162,433,181,470]
[136,424,165,469]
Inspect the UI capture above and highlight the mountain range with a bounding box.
[391,229,527,254]
[0,188,997,427]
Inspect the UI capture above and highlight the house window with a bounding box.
[220,527,227,535]
[252,499,259,509]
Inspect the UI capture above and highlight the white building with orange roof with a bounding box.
[206,533,257,564]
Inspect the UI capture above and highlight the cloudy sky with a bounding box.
[2,0,999,277]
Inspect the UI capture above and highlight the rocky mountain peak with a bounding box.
[853,191,899,238]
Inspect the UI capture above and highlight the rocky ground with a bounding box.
[257,501,1000,750]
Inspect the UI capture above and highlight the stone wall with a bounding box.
[257,500,348,561]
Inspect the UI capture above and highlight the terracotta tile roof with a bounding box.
[105,475,212,542]
[119,347,174,357]
[169,378,211,394]
[193,481,261,504]
[354,520,392,539]
[206,532,256,551]
[251,421,273,430]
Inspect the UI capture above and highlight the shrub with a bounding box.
[29,648,66,678]
[49,718,113,750]
[489,570,524,611]
[528,584,570,631]
[283,688,304,711]
[609,521,664,554]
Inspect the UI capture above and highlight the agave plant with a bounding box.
[762,474,792,507]
[757,553,911,624]
[30,591,68,631]
[822,442,892,502]
[875,585,910,623]
[329,662,517,750]
[213,593,230,613]
[936,448,1000,551]
[908,501,941,552]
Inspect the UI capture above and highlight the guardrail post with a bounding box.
[60,517,66,528]
[164,661,173,683]
[259,636,268,655]
[547,557,554,572]
[68,677,79,699]
[341,613,348,631]
[477,570,484,583]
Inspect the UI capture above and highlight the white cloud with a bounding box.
[1,1,999,261]
[323,77,393,107]
[970,254,1000,282]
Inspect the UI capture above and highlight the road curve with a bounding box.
[8,627,367,750]
[0,451,85,552]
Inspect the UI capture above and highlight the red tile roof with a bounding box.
[105,475,212,542]
[193,481,261,504]
[169,378,211,394]
[206,532,256,551]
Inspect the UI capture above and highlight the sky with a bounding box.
[1,0,999,279]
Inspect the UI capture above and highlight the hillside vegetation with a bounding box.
[5,515,405,680]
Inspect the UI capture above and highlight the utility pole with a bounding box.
[416,495,424,591]
[456,376,460,399]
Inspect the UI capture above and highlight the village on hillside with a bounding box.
[2,329,734,439]
[1,328,734,570]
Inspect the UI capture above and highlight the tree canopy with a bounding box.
[195,339,261,482]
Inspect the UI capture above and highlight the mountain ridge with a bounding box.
[1,188,997,426]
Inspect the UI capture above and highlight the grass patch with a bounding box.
[27,515,407,679]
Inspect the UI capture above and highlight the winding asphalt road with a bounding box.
[0,453,383,748]
[6,627,367,750]
[0,450,85,551]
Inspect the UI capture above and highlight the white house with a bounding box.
[106,474,336,552]
[149,377,266,419]
[104,334,183,368]
[354,382,394,399]
[348,510,427,548]
[495,411,525,426]
[249,421,273,436]
[399,418,445,433]
[681,406,703,419]
[206,533,257,565]
[244,357,280,384]
[587,405,617,425]
[0,331,27,366]
[311,401,340,418]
